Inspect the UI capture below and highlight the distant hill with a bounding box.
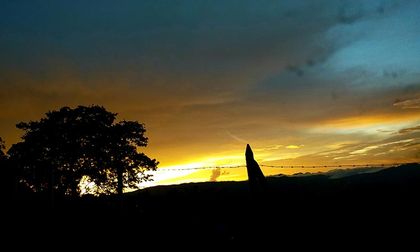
[314,166,385,178]
[273,165,391,179]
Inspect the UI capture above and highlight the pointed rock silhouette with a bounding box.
[245,144,267,192]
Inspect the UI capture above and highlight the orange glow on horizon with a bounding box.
[320,112,420,129]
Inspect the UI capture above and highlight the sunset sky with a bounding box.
[1,0,419,187]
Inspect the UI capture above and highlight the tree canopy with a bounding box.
[8,105,158,197]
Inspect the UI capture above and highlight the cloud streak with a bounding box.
[399,125,420,135]
[394,97,420,109]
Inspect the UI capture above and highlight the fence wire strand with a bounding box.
[155,163,408,172]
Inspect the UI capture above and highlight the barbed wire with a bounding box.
[155,162,409,172]
[154,165,246,172]
[259,163,401,168]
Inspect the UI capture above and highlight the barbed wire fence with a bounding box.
[154,162,411,172]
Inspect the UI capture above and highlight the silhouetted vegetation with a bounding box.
[0,137,5,160]
[8,105,158,198]
[7,163,420,246]
[0,137,12,194]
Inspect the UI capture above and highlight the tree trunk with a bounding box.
[117,165,124,215]
[117,165,123,196]
[48,166,55,210]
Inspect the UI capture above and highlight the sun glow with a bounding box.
[79,175,97,195]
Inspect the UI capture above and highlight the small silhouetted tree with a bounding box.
[0,137,7,194]
[0,137,15,199]
[0,137,7,184]
[8,105,158,197]
[0,137,5,161]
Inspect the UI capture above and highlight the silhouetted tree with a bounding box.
[0,137,7,183]
[8,106,158,197]
[0,137,7,196]
[0,137,16,199]
[93,120,159,195]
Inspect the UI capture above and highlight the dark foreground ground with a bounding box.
[5,163,420,247]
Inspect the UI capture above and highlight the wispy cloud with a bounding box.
[286,145,304,149]
[350,146,379,155]
[255,144,284,152]
[394,97,420,109]
[350,139,414,155]
[399,125,420,134]
[304,136,419,164]
[226,130,248,144]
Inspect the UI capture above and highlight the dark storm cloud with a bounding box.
[0,0,354,121]
[0,0,366,78]
[0,0,353,118]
